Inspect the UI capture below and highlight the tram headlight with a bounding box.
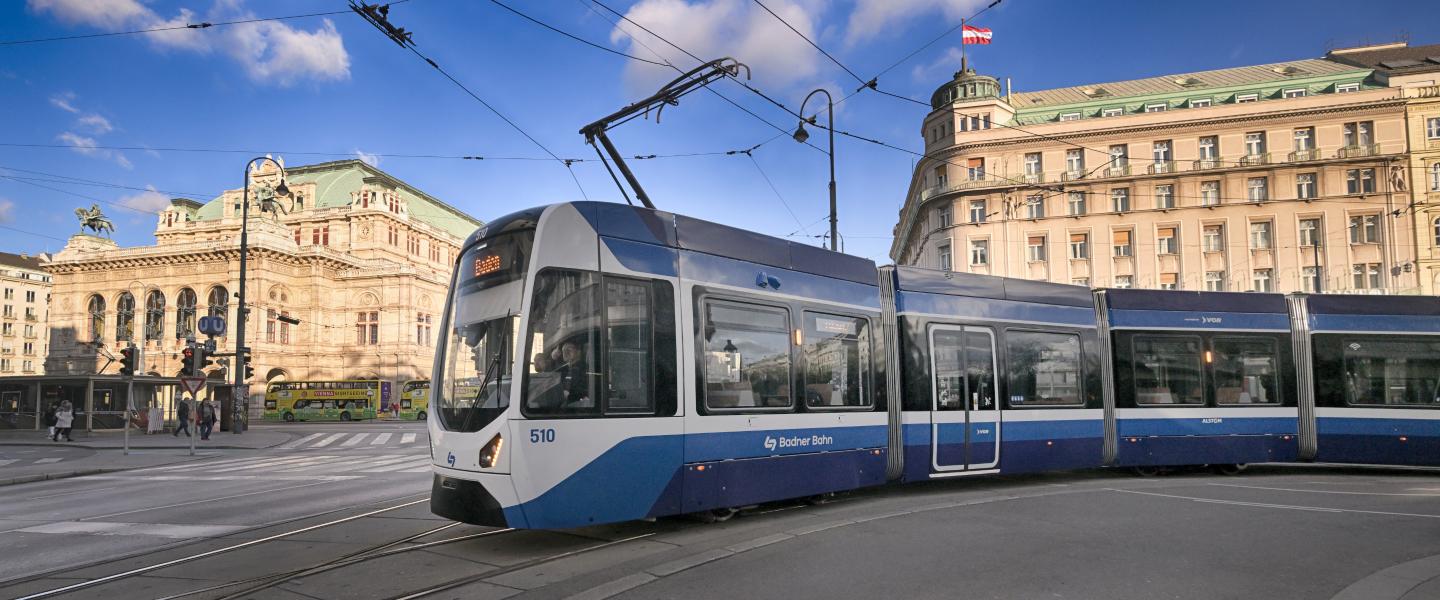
[479,434,504,468]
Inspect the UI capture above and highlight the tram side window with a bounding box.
[703,301,792,411]
[1006,330,1083,407]
[1213,337,1280,404]
[1132,336,1204,405]
[1343,338,1440,407]
[802,312,871,409]
[604,278,654,414]
[523,270,602,415]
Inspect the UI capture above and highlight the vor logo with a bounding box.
[763,436,778,451]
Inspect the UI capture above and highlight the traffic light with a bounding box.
[239,346,254,381]
[119,345,137,377]
[198,340,215,374]
[181,346,196,377]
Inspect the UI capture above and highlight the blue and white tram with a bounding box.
[429,201,1440,530]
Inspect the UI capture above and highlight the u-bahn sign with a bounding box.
[198,316,226,337]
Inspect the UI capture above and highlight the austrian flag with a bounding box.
[962,24,993,45]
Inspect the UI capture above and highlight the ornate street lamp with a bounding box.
[232,157,289,434]
[795,88,837,251]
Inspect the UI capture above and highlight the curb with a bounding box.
[0,442,276,451]
[0,467,129,487]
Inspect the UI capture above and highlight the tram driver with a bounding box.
[553,340,593,409]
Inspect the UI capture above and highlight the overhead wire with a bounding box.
[0,4,398,47]
[485,0,666,67]
[749,0,863,86]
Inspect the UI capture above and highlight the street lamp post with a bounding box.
[794,89,837,251]
[233,157,289,434]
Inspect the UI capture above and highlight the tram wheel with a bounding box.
[1133,466,1164,477]
[340,412,352,422]
[1213,463,1248,476]
[690,507,739,523]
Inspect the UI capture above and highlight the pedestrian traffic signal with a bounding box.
[119,346,137,377]
[197,344,214,373]
[181,346,196,377]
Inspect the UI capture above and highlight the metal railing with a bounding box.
[1239,152,1271,166]
[1104,164,1131,177]
[1192,158,1222,170]
[1338,144,1379,158]
[1020,173,1045,184]
[1061,170,1086,181]
[1149,161,1177,175]
[1289,148,1320,162]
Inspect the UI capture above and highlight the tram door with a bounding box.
[929,325,1000,472]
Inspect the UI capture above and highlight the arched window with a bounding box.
[1433,217,1440,247]
[1431,163,1440,192]
[115,292,135,342]
[176,288,197,339]
[87,295,105,342]
[144,291,165,341]
[207,286,229,337]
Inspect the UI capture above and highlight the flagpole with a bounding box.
[960,18,966,70]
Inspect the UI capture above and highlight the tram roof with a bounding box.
[893,266,1094,308]
[1104,289,1289,313]
[1306,293,1440,316]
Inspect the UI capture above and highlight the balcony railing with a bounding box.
[1104,164,1131,177]
[1192,158,1222,170]
[24,314,37,322]
[1239,153,1271,166]
[1288,148,1320,162]
[1338,144,1380,158]
[1149,161,1177,175]
[1061,170,1086,181]
[1020,173,1045,184]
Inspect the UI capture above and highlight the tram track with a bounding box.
[386,532,657,600]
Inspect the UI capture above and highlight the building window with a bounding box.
[1072,278,1089,287]
[1198,136,1218,161]
[1156,227,1178,255]
[966,158,984,181]
[1023,153,1042,176]
[1111,188,1130,213]
[115,292,134,342]
[969,199,987,223]
[1336,82,1360,93]
[417,313,433,346]
[144,290,165,342]
[322,226,330,246]
[1346,169,1376,194]
[87,295,105,342]
[1069,233,1089,260]
[1428,117,1440,140]
[1250,221,1273,250]
[1159,273,1179,290]
[1065,148,1084,173]
[1302,267,1320,293]
[1236,93,1259,103]
[1299,218,1322,247]
[1245,132,1266,156]
[1059,112,1081,122]
[1145,103,1168,113]
[24,291,34,303]
[1153,140,1173,165]
[1204,271,1226,291]
[1109,144,1128,168]
[1190,98,1212,108]
[1352,263,1383,290]
[1297,173,1317,199]
[935,205,952,229]
[266,309,277,343]
[1203,225,1224,253]
[1343,121,1374,147]
[1155,184,1174,209]
[1200,181,1220,206]
[356,311,379,345]
[1294,127,1315,151]
[1113,230,1133,257]
[1024,195,1045,219]
[207,286,228,337]
[1283,88,1307,98]
[970,239,989,266]
[1252,269,1273,292]
[1247,177,1268,202]
[1349,214,1380,244]
[1027,236,1047,262]
[1114,275,1132,289]
[293,228,301,245]
[1432,163,1440,191]
[1434,218,1440,247]
[1068,192,1086,215]
[312,228,320,245]
[176,288,196,339]
[938,243,953,271]
[1101,107,1123,117]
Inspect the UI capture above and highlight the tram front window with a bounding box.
[523,270,601,415]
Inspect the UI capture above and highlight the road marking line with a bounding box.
[565,573,657,600]
[359,458,431,473]
[311,433,347,448]
[213,456,337,473]
[341,433,370,447]
[24,486,125,501]
[33,458,63,464]
[81,481,333,520]
[397,466,433,473]
[0,459,17,467]
[1209,482,1440,497]
[1109,488,1440,519]
[400,433,416,444]
[278,432,326,449]
[137,456,270,472]
[370,432,393,445]
[88,474,363,482]
[283,455,416,473]
[16,521,248,539]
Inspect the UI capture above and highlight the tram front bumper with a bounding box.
[431,473,513,528]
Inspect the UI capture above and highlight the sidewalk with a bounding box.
[0,427,293,450]
[0,448,221,486]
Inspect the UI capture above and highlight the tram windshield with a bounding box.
[437,230,532,432]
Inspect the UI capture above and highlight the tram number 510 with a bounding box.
[529,428,557,443]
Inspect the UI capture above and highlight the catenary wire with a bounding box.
[485,0,666,66]
[750,0,864,85]
[0,3,405,46]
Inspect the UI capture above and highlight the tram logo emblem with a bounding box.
[763,434,835,451]
[764,436,778,451]
[447,452,456,467]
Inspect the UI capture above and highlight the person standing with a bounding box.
[199,399,217,440]
[44,403,57,440]
[52,401,74,442]
[173,397,192,438]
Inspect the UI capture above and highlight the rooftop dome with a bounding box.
[931,57,1001,109]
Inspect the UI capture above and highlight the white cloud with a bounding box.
[49,91,79,113]
[911,46,965,82]
[0,200,14,224]
[116,186,170,213]
[29,0,349,86]
[845,0,987,47]
[608,0,823,94]
[354,149,380,168]
[57,132,131,169]
[76,113,113,134]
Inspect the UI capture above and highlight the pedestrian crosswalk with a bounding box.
[0,458,68,467]
[278,431,426,450]
[124,453,435,481]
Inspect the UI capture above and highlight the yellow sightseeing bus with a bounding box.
[396,380,432,421]
[263,380,387,422]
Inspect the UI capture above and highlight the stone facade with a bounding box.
[0,252,52,377]
[892,46,1431,295]
[43,159,482,397]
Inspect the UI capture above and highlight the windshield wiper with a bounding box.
[459,317,509,433]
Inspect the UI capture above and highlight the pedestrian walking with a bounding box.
[199,399,217,440]
[44,403,57,439]
[173,397,192,438]
[52,401,74,442]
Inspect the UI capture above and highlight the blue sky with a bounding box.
[1,0,1437,263]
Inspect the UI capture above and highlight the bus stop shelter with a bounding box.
[0,375,182,432]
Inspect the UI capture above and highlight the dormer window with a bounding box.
[1059,112,1081,122]
[1236,93,1259,103]
[1101,107,1123,117]
[1336,82,1360,93]
[1190,98,1212,108]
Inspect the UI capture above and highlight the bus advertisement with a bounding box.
[393,380,431,421]
[262,380,386,422]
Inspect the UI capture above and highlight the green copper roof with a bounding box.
[190,160,481,238]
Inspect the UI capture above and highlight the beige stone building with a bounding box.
[892,50,1422,295]
[0,252,52,377]
[43,159,481,400]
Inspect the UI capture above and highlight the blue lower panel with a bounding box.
[682,448,887,513]
[1114,434,1297,467]
[515,435,683,529]
[1000,438,1105,473]
[1317,417,1440,466]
